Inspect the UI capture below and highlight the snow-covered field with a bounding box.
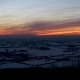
[0,39,80,69]
[0,62,31,69]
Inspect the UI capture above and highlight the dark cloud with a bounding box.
[4,19,80,35]
[23,19,80,31]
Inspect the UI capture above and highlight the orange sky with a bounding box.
[34,27,80,36]
[0,22,80,36]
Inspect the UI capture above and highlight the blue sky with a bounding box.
[0,0,80,35]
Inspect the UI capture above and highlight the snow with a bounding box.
[0,47,28,52]
[22,59,55,66]
[0,57,3,59]
[22,60,46,65]
[0,62,31,69]
[40,64,52,68]
[0,40,80,69]
[28,47,72,57]
[15,52,28,54]
[54,61,77,67]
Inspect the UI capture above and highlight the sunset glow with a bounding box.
[0,0,80,36]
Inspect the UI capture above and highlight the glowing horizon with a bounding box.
[0,0,80,36]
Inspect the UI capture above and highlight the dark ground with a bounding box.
[0,67,80,79]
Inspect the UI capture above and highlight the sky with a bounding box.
[0,0,80,36]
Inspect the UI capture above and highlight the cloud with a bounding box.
[24,19,80,31]
[1,19,80,35]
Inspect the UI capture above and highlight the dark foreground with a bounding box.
[0,67,80,79]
